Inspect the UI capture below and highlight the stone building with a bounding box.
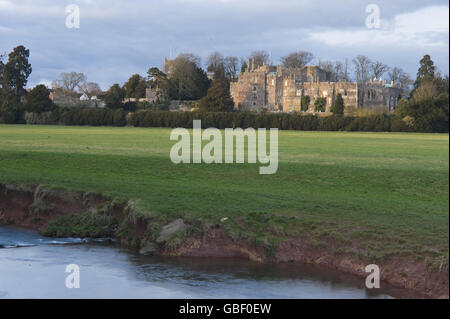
[230,61,402,113]
[145,87,163,104]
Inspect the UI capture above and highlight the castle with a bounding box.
[230,59,402,113]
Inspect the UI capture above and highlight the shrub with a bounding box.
[301,96,311,112]
[331,93,345,115]
[314,97,326,112]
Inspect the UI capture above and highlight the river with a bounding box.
[0,226,417,299]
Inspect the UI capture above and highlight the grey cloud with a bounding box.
[0,0,448,89]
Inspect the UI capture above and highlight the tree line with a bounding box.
[0,46,448,132]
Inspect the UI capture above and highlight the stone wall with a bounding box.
[231,64,401,113]
[358,80,402,111]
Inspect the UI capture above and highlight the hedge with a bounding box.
[12,108,444,133]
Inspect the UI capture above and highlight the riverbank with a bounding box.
[0,183,447,298]
[1,126,448,298]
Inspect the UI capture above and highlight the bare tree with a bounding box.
[342,59,350,82]
[78,82,102,97]
[389,67,413,94]
[352,55,372,83]
[224,56,239,81]
[399,73,413,91]
[334,61,344,81]
[281,51,314,69]
[371,61,390,80]
[353,55,372,107]
[318,60,336,81]
[331,59,351,82]
[206,52,224,73]
[249,51,269,68]
[164,53,202,78]
[389,67,403,83]
[177,53,201,67]
[52,72,87,92]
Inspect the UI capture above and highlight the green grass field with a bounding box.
[0,125,448,262]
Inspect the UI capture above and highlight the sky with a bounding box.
[0,0,448,90]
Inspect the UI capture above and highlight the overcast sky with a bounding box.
[0,0,448,90]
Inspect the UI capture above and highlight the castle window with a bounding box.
[344,90,348,96]
[253,102,257,106]
[253,86,257,91]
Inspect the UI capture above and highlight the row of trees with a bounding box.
[206,50,412,89]
[85,50,421,114]
[84,53,450,132]
[102,50,414,112]
[1,45,448,133]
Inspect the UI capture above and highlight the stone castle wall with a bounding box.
[230,64,401,113]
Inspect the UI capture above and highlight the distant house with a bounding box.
[48,88,105,108]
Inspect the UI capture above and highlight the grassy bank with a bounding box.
[0,125,448,265]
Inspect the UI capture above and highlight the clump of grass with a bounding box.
[165,231,186,252]
[44,211,118,238]
[310,239,327,249]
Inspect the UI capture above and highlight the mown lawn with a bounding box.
[0,125,448,262]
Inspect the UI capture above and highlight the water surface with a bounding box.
[0,226,416,299]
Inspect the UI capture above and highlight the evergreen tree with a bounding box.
[1,45,32,106]
[104,84,125,109]
[331,93,345,115]
[124,74,147,98]
[25,85,56,113]
[415,55,435,88]
[314,97,326,112]
[301,96,310,112]
[199,79,234,112]
[169,55,210,100]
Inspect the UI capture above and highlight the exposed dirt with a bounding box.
[0,183,448,299]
